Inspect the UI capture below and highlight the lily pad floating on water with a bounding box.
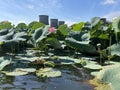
[36,68,61,77]
[83,60,102,70]
[15,68,36,72]
[41,56,80,65]
[2,68,36,76]
[2,71,28,76]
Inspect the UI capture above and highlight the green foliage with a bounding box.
[15,23,27,30]
[65,31,97,55]
[95,65,120,90]
[0,21,13,30]
[72,22,85,31]
[36,26,50,44]
[28,21,45,31]
[112,16,120,42]
[65,37,97,55]
[45,38,61,49]
[91,17,101,27]
[107,43,120,56]
[57,24,69,36]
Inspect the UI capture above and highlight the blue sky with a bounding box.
[0,0,120,25]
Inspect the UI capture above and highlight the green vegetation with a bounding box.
[1,16,120,90]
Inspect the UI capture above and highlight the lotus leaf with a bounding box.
[57,24,69,36]
[72,22,84,31]
[15,68,36,72]
[36,25,50,44]
[0,31,14,40]
[107,43,120,56]
[41,56,80,65]
[15,23,27,31]
[0,58,11,70]
[65,37,97,55]
[0,29,8,35]
[84,61,102,70]
[13,32,28,40]
[2,71,28,76]
[112,16,120,33]
[36,68,61,77]
[67,31,86,41]
[44,61,55,67]
[45,38,61,49]
[15,56,39,62]
[112,16,120,42]
[1,39,20,52]
[91,17,101,27]
[0,21,12,30]
[90,65,120,90]
[2,68,36,76]
[28,21,45,31]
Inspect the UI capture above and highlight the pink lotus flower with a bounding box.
[49,27,57,33]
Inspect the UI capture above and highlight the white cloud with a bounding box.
[38,0,63,9]
[102,11,120,21]
[101,0,116,5]
[27,5,35,10]
[65,20,77,26]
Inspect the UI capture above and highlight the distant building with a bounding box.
[50,19,58,28]
[58,21,65,26]
[39,15,49,25]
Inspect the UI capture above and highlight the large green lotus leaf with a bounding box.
[92,65,120,90]
[112,16,120,33]
[15,23,27,30]
[0,21,13,30]
[45,38,61,49]
[57,24,69,36]
[13,32,28,39]
[41,56,80,65]
[91,17,101,27]
[67,31,86,41]
[72,22,84,31]
[0,31,14,40]
[32,27,44,42]
[65,37,97,55]
[36,68,61,77]
[107,43,120,56]
[28,21,45,31]
[112,16,120,42]
[0,29,8,35]
[81,33,90,41]
[36,26,50,44]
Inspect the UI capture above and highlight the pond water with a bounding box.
[0,65,94,90]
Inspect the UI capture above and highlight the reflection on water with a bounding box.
[0,66,94,90]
